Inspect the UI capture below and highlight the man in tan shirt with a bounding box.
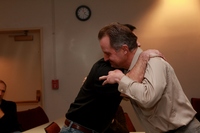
[98,23,200,133]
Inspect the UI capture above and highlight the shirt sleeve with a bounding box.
[118,57,168,108]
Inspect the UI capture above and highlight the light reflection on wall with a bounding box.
[133,0,200,103]
[135,0,200,49]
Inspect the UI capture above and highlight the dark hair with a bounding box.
[0,80,7,89]
[123,24,136,32]
[98,22,138,51]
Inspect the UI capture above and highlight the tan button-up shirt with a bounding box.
[119,48,196,133]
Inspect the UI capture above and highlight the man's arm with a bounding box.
[127,49,165,82]
[99,54,148,85]
[100,49,164,84]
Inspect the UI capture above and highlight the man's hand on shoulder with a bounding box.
[140,49,166,61]
[99,70,125,85]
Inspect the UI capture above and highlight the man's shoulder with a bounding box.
[2,99,16,106]
[95,58,110,65]
[91,58,115,75]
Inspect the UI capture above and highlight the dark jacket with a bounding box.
[66,58,123,133]
[0,99,21,133]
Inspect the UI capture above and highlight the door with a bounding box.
[0,29,43,111]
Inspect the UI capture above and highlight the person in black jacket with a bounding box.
[60,58,123,133]
[0,80,21,133]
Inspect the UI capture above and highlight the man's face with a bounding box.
[0,83,6,101]
[100,36,127,69]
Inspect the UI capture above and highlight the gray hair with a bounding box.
[98,22,138,51]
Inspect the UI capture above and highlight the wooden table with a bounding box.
[23,117,145,133]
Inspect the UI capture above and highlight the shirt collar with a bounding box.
[128,47,143,71]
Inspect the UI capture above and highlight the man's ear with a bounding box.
[121,45,129,54]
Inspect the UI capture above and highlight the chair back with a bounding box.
[191,98,200,121]
[124,112,136,132]
[17,106,49,131]
[45,122,60,133]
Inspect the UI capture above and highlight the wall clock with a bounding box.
[75,5,91,21]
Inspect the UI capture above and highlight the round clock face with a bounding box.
[76,5,91,21]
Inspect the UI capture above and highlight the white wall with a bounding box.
[0,0,200,131]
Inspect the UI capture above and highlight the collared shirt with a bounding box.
[118,48,196,133]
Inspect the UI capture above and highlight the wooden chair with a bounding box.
[124,112,136,132]
[17,106,49,131]
[44,122,61,133]
[191,98,200,121]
